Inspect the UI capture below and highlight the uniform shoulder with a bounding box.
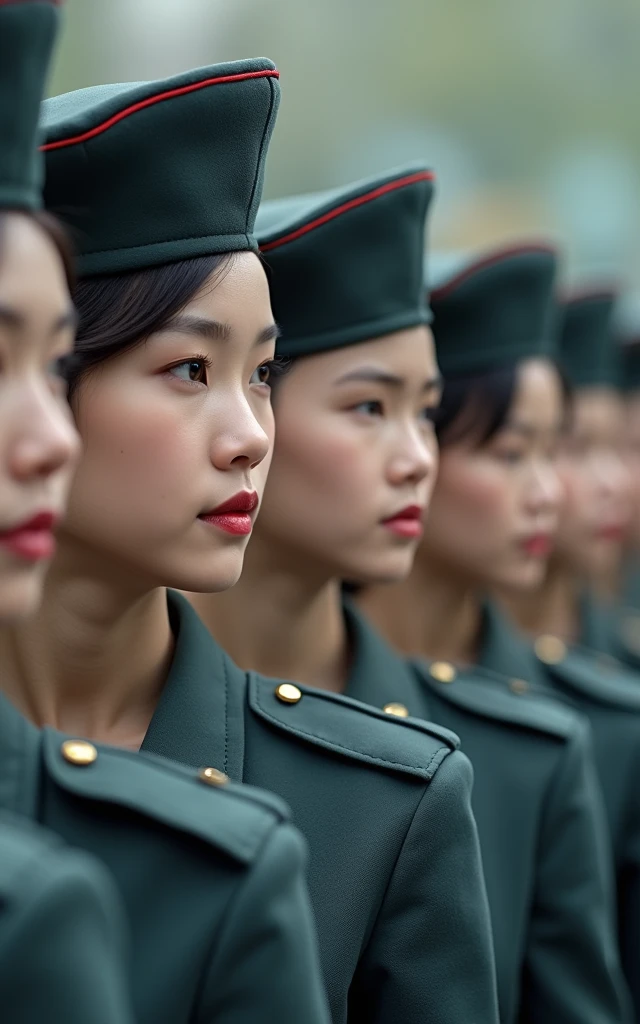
[533,635,640,711]
[412,658,583,743]
[42,730,292,867]
[248,671,460,784]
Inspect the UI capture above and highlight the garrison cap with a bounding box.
[613,294,640,392]
[558,288,619,388]
[428,243,559,377]
[621,342,640,393]
[257,165,435,357]
[0,0,60,211]
[41,58,280,276]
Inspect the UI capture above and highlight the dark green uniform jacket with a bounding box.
[480,599,640,1020]
[141,591,500,1024]
[0,693,330,1024]
[344,602,629,1024]
[0,814,135,1024]
[578,587,640,676]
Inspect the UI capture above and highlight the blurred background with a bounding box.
[49,0,640,286]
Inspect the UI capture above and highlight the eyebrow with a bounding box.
[0,304,78,334]
[334,366,442,392]
[158,313,281,347]
[502,420,562,439]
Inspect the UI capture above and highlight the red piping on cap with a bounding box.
[41,68,280,152]
[260,170,435,253]
[431,242,556,301]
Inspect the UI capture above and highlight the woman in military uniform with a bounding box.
[0,73,501,1021]
[0,27,331,1023]
[357,245,631,1022]
[491,287,640,1017]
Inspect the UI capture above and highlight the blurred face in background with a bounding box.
[418,358,564,590]
[254,326,441,584]
[553,387,631,581]
[0,212,80,621]
[623,391,640,550]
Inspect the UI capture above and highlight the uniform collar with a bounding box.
[141,590,247,780]
[0,691,41,816]
[478,599,541,682]
[343,598,425,714]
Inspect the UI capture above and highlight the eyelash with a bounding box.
[167,353,291,387]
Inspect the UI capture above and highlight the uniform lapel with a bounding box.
[142,590,246,781]
[343,599,424,715]
[0,692,41,817]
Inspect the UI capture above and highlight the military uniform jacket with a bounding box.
[141,591,500,1024]
[480,599,640,1019]
[578,587,640,676]
[0,693,330,1024]
[0,814,135,1024]
[344,601,629,1024]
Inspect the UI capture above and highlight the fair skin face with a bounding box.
[189,325,440,690]
[623,392,640,549]
[0,251,277,743]
[358,358,566,665]
[0,212,80,621]
[553,387,631,582]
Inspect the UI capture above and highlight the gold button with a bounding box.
[383,702,409,718]
[430,661,456,684]
[198,767,229,787]
[275,683,302,704]
[61,740,98,766]
[509,678,528,695]
[534,635,567,665]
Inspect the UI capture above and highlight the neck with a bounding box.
[187,533,349,693]
[495,558,579,643]
[0,541,173,747]
[356,555,482,665]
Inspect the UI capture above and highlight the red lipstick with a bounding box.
[382,504,424,539]
[596,524,625,542]
[521,533,553,557]
[199,491,259,537]
[0,511,58,561]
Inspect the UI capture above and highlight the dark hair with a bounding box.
[0,208,75,291]
[435,359,572,448]
[64,253,233,400]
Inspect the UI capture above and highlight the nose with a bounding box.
[525,459,563,516]
[387,422,438,488]
[9,381,80,482]
[210,390,272,472]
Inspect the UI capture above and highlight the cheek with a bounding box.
[432,461,511,535]
[557,464,589,527]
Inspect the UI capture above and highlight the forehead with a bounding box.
[291,325,437,380]
[572,387,625,433]
[0,213,66,304]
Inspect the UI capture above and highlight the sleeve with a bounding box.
[520,720,632,1023]
[201,820,331,1024]
[351,748,500,1024]
[615,735,640,1020]
[0,844,135,1024]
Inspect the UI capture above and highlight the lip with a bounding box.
[596,523,626,542]
[520,533,553,557]
[381,504,424,539]
[198,491,259,537]
[0,510,58,561]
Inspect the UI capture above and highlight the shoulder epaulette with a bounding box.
[533,636,640,712]
[412,658,583,742]
[42,729,291,866]
[248,672,459,783]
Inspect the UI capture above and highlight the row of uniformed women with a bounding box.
[3,2,640,1022]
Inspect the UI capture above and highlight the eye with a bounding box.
[46,355,70,397]
[353,400,383,416]
[169,359,209,384]
[421,405,439,424]
[250,362,272,386]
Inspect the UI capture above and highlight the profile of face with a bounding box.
[0,213,80,620]
[419,358,564,590]
[62,252,277,593]
[253,326,440,584]
[554,387,632,579]
[623,392,640,550]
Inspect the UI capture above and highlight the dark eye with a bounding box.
[250,363,271,385]
[170,360,208,384]
[421,405,439,424]
[354,400,383,416]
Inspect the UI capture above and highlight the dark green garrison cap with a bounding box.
[41,58,280,276]
[622,343,640,392]
[428,243,559,377]
[257,165,435,357]
[0,0,60,211]
[558,288,619,389]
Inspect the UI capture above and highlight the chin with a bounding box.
[340,548,418,587]
[160,549,246,595]
[0,568,47,623]
[489,561,547,594]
